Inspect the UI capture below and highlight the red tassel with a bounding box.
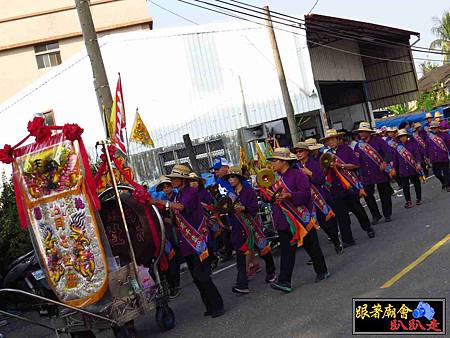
[78,139,100,210]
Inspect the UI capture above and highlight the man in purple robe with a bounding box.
[320,129,374,247]
[265,148,329,293]
[393,129,424,208]
[424,112,433,132]
[225,167,276,294]
[156,176,182,299]
[426,121,450,192]
[435,112,449,132]
[354,122,394,224]
[159,165,225,318]
[412,122,429,177]
[292,141,343,254]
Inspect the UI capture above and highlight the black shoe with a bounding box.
[367,228,375,238]
[334,243,344,254]
[306,259,313,265]
[385,216,392,223]
[265,273,277,283]
[372,217,381,225]
[270,281,292,293]
[211,307,225,318]
[204,310,211,316]
[169,287,181,299]
[343,240,356,248]
[232,286,249,294]
[315,271,331,283]
[210,256,219,270]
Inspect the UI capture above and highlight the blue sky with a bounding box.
[147,0,449,68]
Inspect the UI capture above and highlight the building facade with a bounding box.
[0,16,419,183]
[0,0,152,103]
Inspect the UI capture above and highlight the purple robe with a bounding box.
[229,184,259,250]
[271,167,312,231]
[426,131,450,164]
[198,188,213,205]
[297,157,331,201]
[394,139,422,178]
[175,186,206,257]
[354,136,392,185]
[439,120,450,130]
[412,131,427,159]
[328,145,360,199]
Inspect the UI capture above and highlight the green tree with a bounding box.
[430,10,450,64]
[0,174,32,275]
[419,61,440,76]
[387,103,412,115]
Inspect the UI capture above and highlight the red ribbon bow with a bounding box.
[62,123,84,141]
[27,117,51,142]
[133,187,152,205]
[0,144,14,164]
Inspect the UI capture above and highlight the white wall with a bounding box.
[0,21,321,159]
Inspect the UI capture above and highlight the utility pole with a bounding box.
[74,0,112,136]
[264,6,299,145]
[183,134,201,174]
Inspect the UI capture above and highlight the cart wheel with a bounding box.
[112,321,137,338]
[156,304,175,332]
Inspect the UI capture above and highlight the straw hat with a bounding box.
[291,141,310,152]
[425,112,433,119]
[412,122,422,129]
[386,126,398,132]
[319,129,345,142]
[396,129,408,138]
[354,121,375,133]
[429,121,440,128]
[434,112,443,118]
[189,172,205,183]
[156,176,172,192]
[304,138,324,151]
[267,147,297,161]
[223,166,248,180]
[166,164,193,179]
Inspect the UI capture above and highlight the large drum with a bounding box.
[99,190,158,269]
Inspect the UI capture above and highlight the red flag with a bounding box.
[110,74,126,153]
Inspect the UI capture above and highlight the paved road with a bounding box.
[2,177,449,338]
[137,177,450,338]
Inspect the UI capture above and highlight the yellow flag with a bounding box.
[130,112,154,147]
[255,142,265,168]
[239,147,248,168]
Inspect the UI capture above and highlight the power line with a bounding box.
[221,0,446,54]
[149,0,198,25]
[175,0,444,63]
[307,0,319,15]
[188,0,449,56]
[149,0,311,92]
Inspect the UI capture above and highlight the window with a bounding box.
[34,42,62,69]
[42,110,56,126]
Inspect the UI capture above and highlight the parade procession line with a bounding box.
[380,233,450,289]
